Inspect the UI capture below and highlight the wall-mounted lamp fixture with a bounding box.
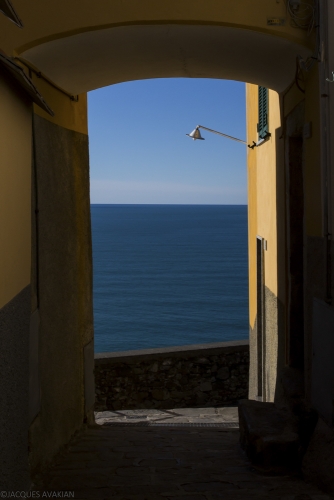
[186,125,269,149]
[187,125,247,144]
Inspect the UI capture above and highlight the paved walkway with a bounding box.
[35,408,332,500]
[94,406,239,427]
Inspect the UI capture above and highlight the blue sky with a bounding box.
[88,78,246,204]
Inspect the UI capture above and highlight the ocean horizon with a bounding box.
[91,204,249,353]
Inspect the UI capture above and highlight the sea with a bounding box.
[91,204,249,353]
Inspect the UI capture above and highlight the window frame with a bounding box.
[257,86,269,140]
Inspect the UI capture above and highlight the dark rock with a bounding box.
[199,381,212,392]
[217,367,229,380]
[196,357,210,364]
[238,399,300,469]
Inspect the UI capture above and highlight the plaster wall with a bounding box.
[246,84,284,401]
[246,84,258,399]
[304,65,322,237]
[28,111,94,475]
[0,72,32,309]
[247,46,327,408]
[247,86,285,319]
[0,286,31,489]
[301,8,334,493]
[31,73,88,135]
[255,89,281,298]
[248,319,258,402]
[0,72,32,488]
[282,92,326,401]
[248,287,285,403]
[0,0,312,56]
[0,0,313,106]
[246,84,258,331]
[264,288,285,403]
[304,236,326,403]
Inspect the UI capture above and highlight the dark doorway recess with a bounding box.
[256,235,264,399]
[287,135,304,370]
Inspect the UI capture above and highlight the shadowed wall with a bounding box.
[28,112,94,475]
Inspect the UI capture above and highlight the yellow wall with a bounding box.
[30,73,88,135]
[247,67,323,403]
[0,74,32,308]
[0,0,312,56]
[247,83,284,402]
[247,84,258,329]
[257,89,281,296]
[247,86,282,326]
[0,61,88,309]
[26,74,91,475]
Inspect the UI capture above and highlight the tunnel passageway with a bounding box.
[34,407,331,499]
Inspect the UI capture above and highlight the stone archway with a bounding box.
[0,0,314,487]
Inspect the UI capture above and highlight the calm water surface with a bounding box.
[91,205,249,352]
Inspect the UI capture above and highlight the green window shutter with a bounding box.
[257,86,268,139]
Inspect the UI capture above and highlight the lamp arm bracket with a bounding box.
[247,132,271,149]
[197,125,247,144]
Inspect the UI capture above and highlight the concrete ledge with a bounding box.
[95,340,249,411]
[95,340,249,363]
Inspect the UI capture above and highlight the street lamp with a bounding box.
[187,125,247,144]
[186,125,266,149]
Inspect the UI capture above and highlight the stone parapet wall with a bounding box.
[95,340,249,411]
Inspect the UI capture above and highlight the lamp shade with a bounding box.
[186,127,205,140]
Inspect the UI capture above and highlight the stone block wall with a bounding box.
[95,340,249,411]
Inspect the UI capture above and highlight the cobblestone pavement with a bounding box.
[94,406,239,426]
[36,408,333,500]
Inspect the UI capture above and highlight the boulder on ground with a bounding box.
[238,399,300,469]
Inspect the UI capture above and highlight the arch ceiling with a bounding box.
[19,24,311,94]
[1,0,313,94]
